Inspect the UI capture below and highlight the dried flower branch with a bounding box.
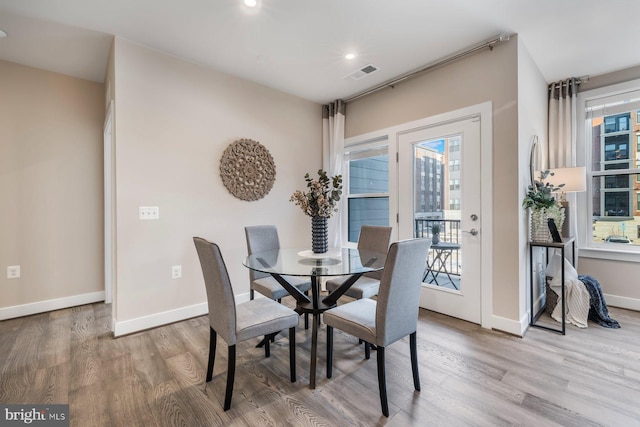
[290,169,343,218]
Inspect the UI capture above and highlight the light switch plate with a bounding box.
[171,265,182,279]
[7,265,20,279]
[139,206,159,220]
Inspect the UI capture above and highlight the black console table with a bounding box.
[529,237,575,335]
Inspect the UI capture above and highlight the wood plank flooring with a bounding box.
[1,302,639,426]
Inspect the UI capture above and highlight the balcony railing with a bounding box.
[414,218,461,277]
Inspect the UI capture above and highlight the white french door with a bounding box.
[398,116,482,324]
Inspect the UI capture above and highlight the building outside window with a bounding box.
[414,145,444,215]
[581,83,640,248]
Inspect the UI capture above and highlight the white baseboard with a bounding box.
[491,313,528,337]
[113,291,252,337]
[114,302,208,337]
[604,294,640,312]
[0,291,105,321]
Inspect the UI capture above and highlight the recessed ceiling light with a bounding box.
[345,53,356,60]
[244,0,257,7]
[0,29,7,38]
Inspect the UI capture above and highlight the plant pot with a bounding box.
[530,206,565,242]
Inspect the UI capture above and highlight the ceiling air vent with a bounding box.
[346,64,380,80]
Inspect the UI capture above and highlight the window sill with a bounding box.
[579,246,640,263]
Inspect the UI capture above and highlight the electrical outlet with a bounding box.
[7,265,20,279]
[139,206,160,220]
[171,265,182,279]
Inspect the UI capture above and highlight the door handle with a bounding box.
[463,229,479,236]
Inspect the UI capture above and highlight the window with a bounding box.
[579,80,640,250]
[344,139,389,243]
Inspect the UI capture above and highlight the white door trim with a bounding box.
[104,99,115,329]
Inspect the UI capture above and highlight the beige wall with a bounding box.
[111,39,322,329]
[346,37,521,324]
[0,60,104,310]
[579,64,640,93]
[579,258,640,302]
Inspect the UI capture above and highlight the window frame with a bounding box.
[342,136,391,245]
[577,78,640,261]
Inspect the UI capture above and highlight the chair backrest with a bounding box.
[375,238,431,347]
[245,225,280,281]
[193,237,238,345]
[358,225,393,280]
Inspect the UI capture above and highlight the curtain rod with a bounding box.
[344,33,511,103]
[549,77,589,88]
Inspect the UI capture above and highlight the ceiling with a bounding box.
[1,0,639,104]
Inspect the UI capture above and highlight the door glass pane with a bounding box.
[413,135,462,290]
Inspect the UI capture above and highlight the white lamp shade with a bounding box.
[546,167,587,192]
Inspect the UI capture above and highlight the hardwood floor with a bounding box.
[1,302,639,426]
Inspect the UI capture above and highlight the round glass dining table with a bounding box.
[244,247,386,389]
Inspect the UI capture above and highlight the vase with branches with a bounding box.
[290,169,343,253]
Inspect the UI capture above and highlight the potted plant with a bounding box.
[290,169,343,253]
[523,170,565,241]
[431,223,441,244]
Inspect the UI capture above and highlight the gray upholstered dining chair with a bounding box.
[245,225,311,328]
[323,238,431,417]
[325,225,392,300]
[193,237,299,411]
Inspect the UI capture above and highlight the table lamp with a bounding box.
[546,167,587,237]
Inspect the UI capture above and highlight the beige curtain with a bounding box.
[322,100,345,249]
[548,78,579,167]
[548,78,579,247]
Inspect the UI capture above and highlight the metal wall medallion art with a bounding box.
[220,138,276,201]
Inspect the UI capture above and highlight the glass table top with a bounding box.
[243,247,386,277]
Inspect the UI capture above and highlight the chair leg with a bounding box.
[289,327,296,382]
[410,332,421,391]
[206,327,217,382]
[365,342,371,360]
[265,336,270,358]
[223,345,236,411]
[250,289,254,300]
[326,326,333,378]
[376,346,389,417]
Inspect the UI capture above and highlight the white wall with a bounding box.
[517,37,551,330]
[0,60,104,320]
[111,39,322,335]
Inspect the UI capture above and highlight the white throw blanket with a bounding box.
[545,253,590,328]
